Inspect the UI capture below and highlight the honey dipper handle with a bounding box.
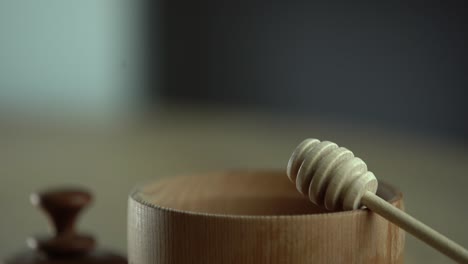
[362,191,468,263]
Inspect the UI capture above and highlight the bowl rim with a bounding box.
[129,169,403,220]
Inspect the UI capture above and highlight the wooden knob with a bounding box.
[29,188,95,256]
[287,138,468,263]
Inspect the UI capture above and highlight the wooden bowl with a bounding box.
[128,170,405,264]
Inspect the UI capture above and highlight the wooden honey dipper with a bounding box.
[287,138,468,263]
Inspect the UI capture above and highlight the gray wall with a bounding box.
[158,0,468,140]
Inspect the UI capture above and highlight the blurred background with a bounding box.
[0,1,467,263]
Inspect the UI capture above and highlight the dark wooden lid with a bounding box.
[4,188,126,264]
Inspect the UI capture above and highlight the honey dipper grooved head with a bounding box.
[287,138,378,211]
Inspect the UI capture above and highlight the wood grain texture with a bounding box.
[128,170,405,264]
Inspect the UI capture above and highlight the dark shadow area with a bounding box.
[145,0,468,141]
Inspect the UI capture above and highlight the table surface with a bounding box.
[1,105,467,263]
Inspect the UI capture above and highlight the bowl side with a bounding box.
[128,170,405,264]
